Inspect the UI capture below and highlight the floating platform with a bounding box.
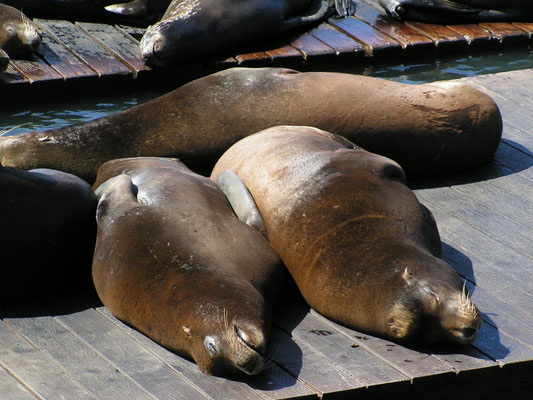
[1,67,533,399]
[2,0,533,96]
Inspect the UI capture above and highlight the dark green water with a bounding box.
[2,46,533,136]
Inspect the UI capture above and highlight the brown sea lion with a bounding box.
[140,0,356,67]
[0,68,502,183]
[378,0,533,24]
[92,157,284,376]
[211,126,482,345]
[0,163,97,302]
[0,4,41,59]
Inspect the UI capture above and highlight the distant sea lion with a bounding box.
[211,126,482,345]
[140,0,355,67]
[104,0,171,21]
[0,68,501,183]
[92,157,284,376]
[0,4,41,59]
[378,0,533,23]
[0,163,97,302]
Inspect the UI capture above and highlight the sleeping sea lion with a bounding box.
[0,163,97,302]
[92,157,284,376]
[378,0,533,23]
[211,126,482,345]
[0,68,502,183]
[140,0,356,67]
[0,4,41,59]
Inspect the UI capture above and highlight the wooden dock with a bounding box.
[1,66,533,398]
[2,0,533,97]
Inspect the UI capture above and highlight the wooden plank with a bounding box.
[512,22,533,38]
[9,57,63,84]
[97,308,317,400]
[288,33,336,60]
[405,22,469,51]
[76,22,150,77]
[4,316,159,400]
[492,141,533,176]
[36,21,97,79]
[328,16,403,56]
[446,25,495,47]
[0,63,28,85]
[116,25,146,43]
[268,325,365,396]
[264,43,304,62]
[356,0,435,53]
[275,297,409,387]
[308,310,454,381]
[235,51,272,65]
[0,321,95,400]
[0,364,41,400]
[478,23,530,46]
[308,23,365,57]
[36,19,132,77]
[56,309,213,400]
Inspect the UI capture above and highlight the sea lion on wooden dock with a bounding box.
[92,157,284,376]
[211,126,482,345]
[378,0,533,23]
[0,4,41,59]
[140,0,355,67]
[0,163,97,301]
[0,68,501,183]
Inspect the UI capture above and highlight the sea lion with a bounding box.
[92,157,284,376]
[0,163,97,302]
[0,48,8,71]
[0,68,502,183]
[0,4,41,59]
[378,0,533,23]
[140,0,356,67]
[1,0,169,24]
[211,126,482,345]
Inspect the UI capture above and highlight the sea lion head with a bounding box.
[182,281,270,376]
[386,256,481,345]
[0,6,42,58]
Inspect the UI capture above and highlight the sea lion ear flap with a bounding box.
[402,267,413,281]
[95,174,138,223]
[215,170,268,239]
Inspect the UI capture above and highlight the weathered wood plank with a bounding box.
[0,63,28,85]
[356,0,435,53]
[235,51,272,65]
[308,23,365,57]
[275,296,409,387]
[478,22,530,46]
[76,22,150,77]
[405,22,469,51]
[4,316,159,399]
[264,44,304,62]
[36,19,132,77]
[36,21,97,79]
[446,25,495,47]
[9,57,63,84]
[56,309,212,400]
[0,321,95,400]
[97,307,317,400]
[288,33,336,60]
[328,16,403,56]
[512,22,533,38]
[0,364,41,400]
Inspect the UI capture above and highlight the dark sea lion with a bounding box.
[140,0,355,67]
[211,126,482,345]
[0,68,501,183]
[92,157,284,376]
[0,4,41,59]
[378,0,532,23]
[1,0,168,23]
[0,48,8,71]
[0,163,97,302]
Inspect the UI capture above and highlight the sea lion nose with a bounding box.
[234,323,267,355]
[460,327,478,338]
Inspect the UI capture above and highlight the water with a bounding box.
[2,46,533,135]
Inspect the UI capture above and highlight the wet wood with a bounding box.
[446,24,495,48]
[328,16,403,56]
[9,57,63,84]
[288,33,336,60]
[308,23,365,57]
[405,22,469,51]
[479,23,530,46]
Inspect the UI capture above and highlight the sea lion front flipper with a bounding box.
[276,0,333,32]
[334,0,357,17]
[215,170,268,239]
[105,0,146,17]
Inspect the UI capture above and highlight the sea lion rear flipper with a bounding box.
[95,174,139,222]
[105,0,146,16]
[334,0,357,17]
[277,0,332,31]
[215,170,268,239]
